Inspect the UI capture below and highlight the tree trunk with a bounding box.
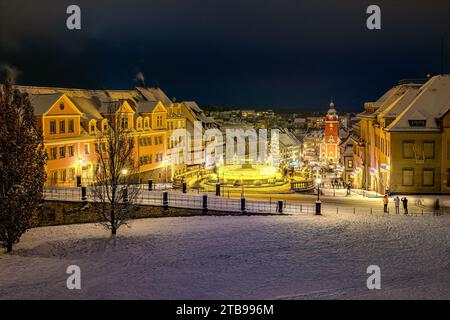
[6,242,13,253]
[110,208,115,235]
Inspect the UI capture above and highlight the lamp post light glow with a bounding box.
[122,168,128,175]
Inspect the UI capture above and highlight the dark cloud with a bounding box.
[0,0,449,111]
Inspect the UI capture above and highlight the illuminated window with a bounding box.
[402,168,414,186]
[68,119,74,133]
[157,115,163,127]
[60,169,66,182]
[59,146,66,158]
[422,169,434,186]
[59,120,65,133]
[50,147,57,160]
[402,141,415,159]
[68,145,74,157]
[121,117,129,129]
[68,168,75,181]
[424,141,435,159]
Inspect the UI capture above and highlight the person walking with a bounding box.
[394,196,400,214]
[383,195,389,213]
[401,197,408,215]
[434,198,440,216]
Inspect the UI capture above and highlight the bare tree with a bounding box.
[91,101,140,235]
[0,81,47,253]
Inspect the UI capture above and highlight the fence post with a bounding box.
[123,188,128,204]
[148,179,153,191]
[241,197,246,215]
[81,186,87,202]
[163,191,169,215]
[277,200,283,214]
[202,194,208,215]
[215,182,220,196]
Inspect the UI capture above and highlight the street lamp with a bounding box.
[122,168,128,175]
[315,177,322,215]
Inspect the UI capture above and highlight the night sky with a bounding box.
[0,0,449,112]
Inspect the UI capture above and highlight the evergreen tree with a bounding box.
[0,81,47,253]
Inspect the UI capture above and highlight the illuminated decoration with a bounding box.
[350,172,355,178]
[369,168,378,175]
[355,167,362,173]
[121,168,128,175]
[380,164,390,172]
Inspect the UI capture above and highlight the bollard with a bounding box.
[370,208,373,215]
[163,191,169,215]
[353,208,355,214]
[277,200,283,214]
[182,182,187,193]
[81,186,87,202]
[202,194,208,215]
[148,179,153,191]
[336,208,338,214]
[215,183,220,196]
[300,204,303,212]
[241,197,246,214]
[123,188,128,203]
[315,200,321,215]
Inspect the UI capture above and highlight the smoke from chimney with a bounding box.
[134,71,145,87]
[1,64,21,83]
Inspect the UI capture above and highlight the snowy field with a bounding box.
[0,212,449,299]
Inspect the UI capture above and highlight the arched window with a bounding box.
[144,117,150,129]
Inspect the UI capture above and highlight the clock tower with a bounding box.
[320,99,340,163]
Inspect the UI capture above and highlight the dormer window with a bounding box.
[144,117,149,129]
[121,117,129,129]
[157,114,163,127]
[59,103,65,110]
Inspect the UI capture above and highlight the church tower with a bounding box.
[320,99,340,163]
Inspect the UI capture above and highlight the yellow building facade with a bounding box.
[352,75,450,194]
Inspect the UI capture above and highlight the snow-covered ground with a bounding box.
[0,212,449,299]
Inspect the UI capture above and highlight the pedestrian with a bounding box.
[383,194,389,213]
[394,196,400,214]
[347,183,351,196]
[433,198,440,216]
[401,197,408,215]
